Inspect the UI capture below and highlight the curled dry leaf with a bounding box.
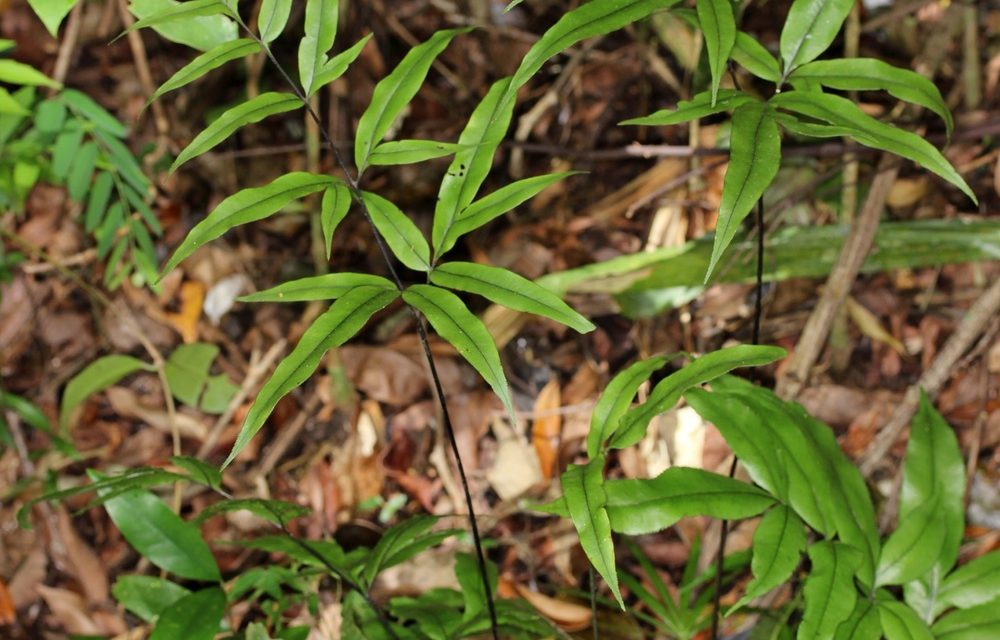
[532,378,562,479]
[486,418,543,501]
[513,582,592,632]
[165,280,205,343]
[105,387,208,440]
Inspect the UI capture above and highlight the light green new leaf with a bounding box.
[369,140,461,166]
[102,487,221,581]
[129,0,238,52]
[429,261,594,333]
[604,466,775,535]
[170,92,300,171]
[730,505,807,613]
[354,29,466,171]
[562,457,622,609]
[877,600,934,640]
[620,89,754,126]
[125,0,230,36]
[707,100,781,281]
[936,551,1000,615]
[788,58,953,136]
[612,344,786,449]
[876,496,946,587]
[361,192,431,272]
[779,0,855,74]
[321,181,353,259]
[60,355,153,431]
[297,0,338,95]
[733,32,781,82]
[224,286,399,467]
[161,172,332,275]
[240,273,395,303]
[27,0,77,37]
[112,576,190,623]
[0,88,29,115]
[402,284,516,425]
[149,587,226,640]
[587,356,668,459]
[258,0,292,43]
[800,541,862,640]
[696,0,735,106]
[149,39,260,105]
[0,60,60,88]
[311,34,373,95]
[770,91,976,202]
[932,600,1000,639]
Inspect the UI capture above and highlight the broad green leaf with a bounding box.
[587,355,668,459]
[707,100,781,281]
[112,576,190,622]
[936,551,1000,614]
[832,599,881,640]
[161,172,333,275]
[932,600,1000,639]
[170,92,300,171]
[361,191,431,272]
[696,0,735,106]
[876,496,946,587]
[770,91,976,202]
[321,181,352,259]
[60,355,153,431]
[620,89,755,126]
[362,516,455,587]
[67,141,97,202]
[258,0,292,43]
[129,0,237,52]
[311,34,373,94]
[201,374,238,413]
[788,58,953,136]
[149,39,260,104]
[27,0,77,37]
[126,0,230,36]
[455,553,499,624]
[800,541,862,640]
[59,89,128,136]
[369,140,460,166]
[165,342,219,406]
[733,32,781,82]
[877,600,934,640]
[612,344,786,449]
[224,286,398,467]
[730,504,807,612]
[402,284,516,425]
[0,60,60,88]
[354,29,466,171]
[779,0,855,73]
[297,0,338,95]
[429,261,594,333]
[149,587,226,640]
[102,487,221,581]
[436,171,577,258]
[562,457,622,609]
[191,498,310,525]
[240,273,395,303]
[604,466,775,535]
[35,99,66,132]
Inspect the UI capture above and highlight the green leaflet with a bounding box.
[354,29,467,171]
[170,455,221,489]
[27,0,77,37]
[611,344,786,449]
[362,516,456,588]
[240,272,395,303]
[770,91,975,202]
[877,600,934,640]
[708,100,781,282]
[620,89,754,126]
[730,504,806,613]
[112,576,190,623]
[258,0,292,43]
[149,39,260,105]
[0,87,29,115]
[832,597,880,640]
[562,457,622,609]
[60,355,154,432]
[369,140,461,166]
[876,496,946,587]
[779,0,855,74]
[401,284,516,426]
[67,141,97,201]
[936,551,1000,615]
[128,0,238,52]
[170,92,300,171]
[429,261,594,333]
[321,181,353,259]
[733,32,781,82]
[696,0,735,106]
[361,191,431,272]
[191,498,310,526]
[0,60,60,88]
[932,599,1000,639]
[587,355,668,459]
[311,34,373,96]
[800,541,862,640]
[298,0,338,95]
[224,286,399,468]
[59,89,128,136]
[788,58,953,136]
[125,0,231,37]
[149,587,226,640]
[455,552,498,624]
[604,466,775,535]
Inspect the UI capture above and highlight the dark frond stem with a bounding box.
[589,565,600,640]
[233,19,500,639]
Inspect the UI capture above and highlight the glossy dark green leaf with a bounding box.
[297,0,338,95]
[112,576,190,622]
[876,496,946,587]
[149,39,260,104]
[587,355,668,459]
[170,92,300,171]
[620,89,755,126]
[311,34,372,94]
[258,0,291,43]
[240,272,395,303]
[612,344,786,449]
[361,191,431,271]
[161,172,333,276]
[60,355,153,431]
[733,32,781,82]
[696,0,735,105]
[225,287,398,467]
[562,457,622,609]
[430,261,594,332]
[191,498,310,525]
[779,0,855,73]
[321,181,352,259]
[936,551,1000,615]
[369,140,460,166]
[604,466,775,535]
[878,599,934,640]
[149,587,226,640]
[402,284,516,425]
[708,101,781,281]
[354,29,466,171]
[932,600,1000,639]
[730,504,806,612]
[800,541,863,640]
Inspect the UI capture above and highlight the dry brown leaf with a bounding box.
[165,280,205,343]
[340,347,426,405]
[105,387,207,440]
[56,508,108,604]
[846,297,905,354]
[887,176,929,208]
[0,578,15,626]
[486,419,543,501]
[8,549,46,610]
[532,379,562,479]
[36,585,102,636]
[513,583,592,631]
